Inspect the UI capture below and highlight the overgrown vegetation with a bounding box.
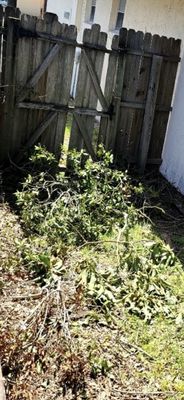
[16,146,134,245]
[1,146,184,399]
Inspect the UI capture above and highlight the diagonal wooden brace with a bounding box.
[73,114,98,161]
[16,43,61,103]
[83,49,109,112]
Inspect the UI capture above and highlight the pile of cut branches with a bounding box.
[0,147,183,400]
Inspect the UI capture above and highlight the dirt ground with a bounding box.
[0,170,184,400]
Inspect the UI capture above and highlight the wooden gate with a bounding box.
[0,7,181,172]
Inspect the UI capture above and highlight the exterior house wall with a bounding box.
[17,0,45,16]
[123,0,184,194]
[75,0,83,33]
[124,0,184,40]
[47,0,77,26]
[91,0,113,32]
[46,0,84,31]
[79,0,126,42]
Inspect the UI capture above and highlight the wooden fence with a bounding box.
[0,7,181,171]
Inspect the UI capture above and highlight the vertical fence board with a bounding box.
[2,6,20,87]
[0,7,21,160]
[131,32,152,161]
[37,13,60,151]
[0,5,4,134]
[28,13,59,152]
[0,5,3,87]
[124,30,144,161]
[52,24,77,157]
[115,29,145,165]
[82,24,101,149]
[105,29,128,152]
[69,29,91,152]
[69,24,107,153]
[26,15,50,148]
[149,37,181,160]
[99,34,119,148]
[0,14,181,168]
[138,55,163,172]
[85,29,107,150]
[12,14,37,155]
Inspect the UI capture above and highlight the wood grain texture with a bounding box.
[149,36,181,160]
[16,111,57,162]
[83,49,108,111]
[115,29,145,165]
[16,43,60,103]
[69,24,107,156]
[99,34,119,149]
[138,55,163,172]
[0,7,21,160]
[0,16,181,167]
[0,5,3,86]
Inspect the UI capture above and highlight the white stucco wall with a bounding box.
[92,0,113,32]
[79,0,126,41]
[46,0,83,30]
[17,0,45,16]
[124,0,184,40]
[47,0,77,25]
[124,0,184,194]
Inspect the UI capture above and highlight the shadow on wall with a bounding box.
[160,50,184,195]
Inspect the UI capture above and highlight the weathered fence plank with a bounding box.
[69,25,107,153]
[52,23,77,156]
[12,14,37,155]
[145,33,165,163]
[83,49,108,111]
[0,7,21,160]
[73,113,97,160]
[16,43,61,103]
[16,111,57,162]
[149,36,181,161]
[0,5,3,87]
[115,29,145,165]
[98,35,119,147]
[0,10,181,170]
[0,5,4,133]
[103,29,127,152]
[138,55,163,172]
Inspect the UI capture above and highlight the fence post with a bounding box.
[138,55,163,173]
[0,9,19,161]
